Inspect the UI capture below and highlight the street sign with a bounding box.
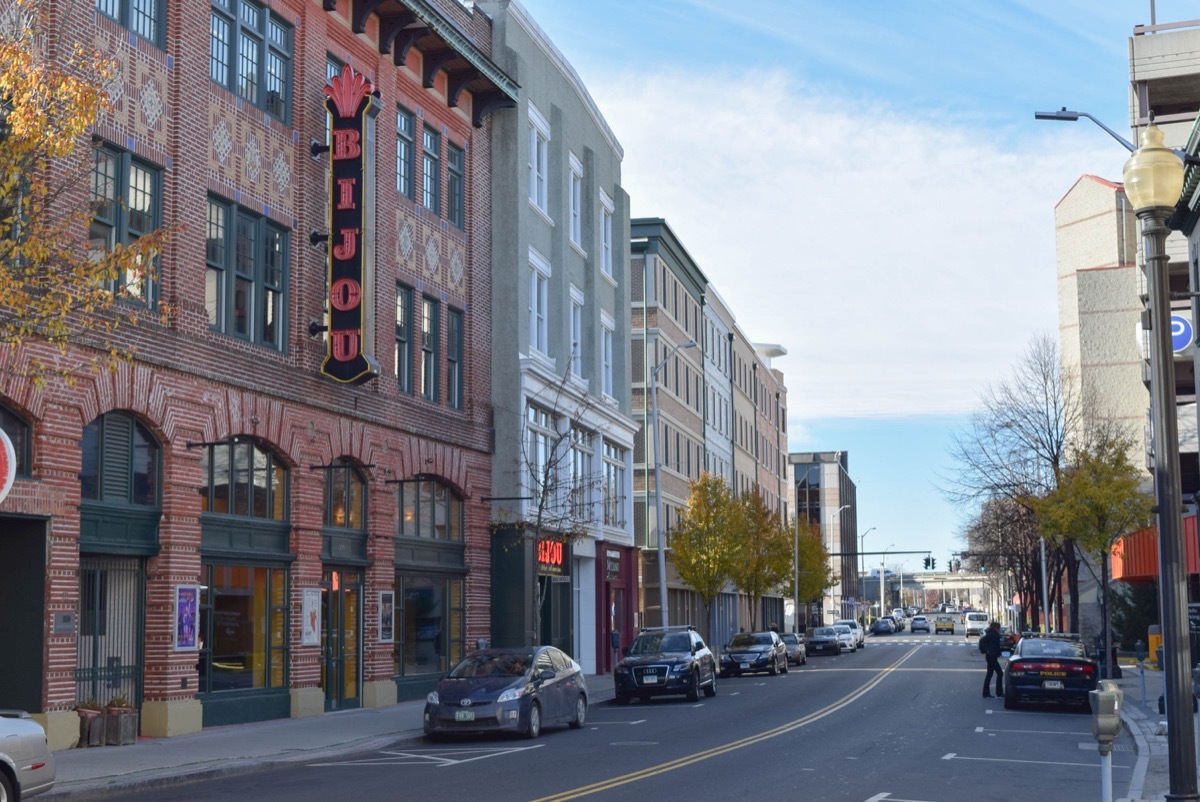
[1172,314,1193,352]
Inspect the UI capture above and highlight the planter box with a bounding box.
[77,712,105,747]
[104,709,138,746]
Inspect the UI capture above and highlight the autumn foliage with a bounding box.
[0,0,167,384]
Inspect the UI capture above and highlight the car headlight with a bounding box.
[426,690,439,704]
[670,662,689,674]
[497,687,527,703]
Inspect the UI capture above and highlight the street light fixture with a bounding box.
[650,339,697,628]
[859,526,876,621]
[1121,121,1195,801]
[879,543,894,619]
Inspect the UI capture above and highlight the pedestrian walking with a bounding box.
[979,621,1003,698]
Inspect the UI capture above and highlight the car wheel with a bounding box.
[704,672,717,697]
[768,657,779,676]
[686,672,702,702]
[1003,688,1016,710]
[781,656,789,674]
[0,771,14,802]
[525,702,542,739]
[570,693,587,728]
[801,653,807,666]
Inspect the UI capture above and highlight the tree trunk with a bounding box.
[1064,539,1080,634]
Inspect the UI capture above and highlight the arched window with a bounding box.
[80,412,160,505]
[324,457,366,530]
[397,477,462,541]
[198,437,287,520]
[0,404,31,477]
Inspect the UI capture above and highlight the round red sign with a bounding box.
[0,427,14,504]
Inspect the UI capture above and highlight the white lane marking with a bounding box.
[311,744,546,768]
[978,727,1091,736]
[943,752,1130,769]
[588,719,647,725]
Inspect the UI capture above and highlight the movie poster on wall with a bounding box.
[302,588,322,646]
[174,585,199,651]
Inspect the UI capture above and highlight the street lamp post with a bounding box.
[859,526,876,621]
[650,339,696,628]
[879,543,894,620]
[1122,121,1196,801]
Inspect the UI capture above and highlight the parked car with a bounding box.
[808,627,843,655]
[720,631,789,677]
[910,615,930,633]
[780,632,807,666]
[613,626,718,704]
[833,619,865,648]
[833,624,857,652]
[999,626,1020,653]
[934,615,955,634]
[1003,634,1097,711]
[871,617,895,635]
[0,710,54,799]
[424,646,588,739]
[891,609,908,628]
[964,612,989,637]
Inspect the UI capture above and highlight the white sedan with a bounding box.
[0,710,55,799]
[832,624,857,652]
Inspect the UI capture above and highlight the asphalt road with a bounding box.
[119,634,1138,802]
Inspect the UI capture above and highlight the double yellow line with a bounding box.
[533,646,920,801]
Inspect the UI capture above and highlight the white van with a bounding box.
[964,612,989,637]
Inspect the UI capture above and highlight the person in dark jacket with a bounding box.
[979,621,1003,698]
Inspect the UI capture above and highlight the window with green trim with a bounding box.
[397,477,462,541]
[198,438,287,521]
[79,412,160,506]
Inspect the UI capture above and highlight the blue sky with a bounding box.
[514,0,1186,573]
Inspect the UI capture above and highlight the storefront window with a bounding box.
[395,575,463,676]
[198,564,288,693]
[396,477,462,540]
[199,438,287,520]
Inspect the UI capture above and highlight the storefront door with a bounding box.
[321,568,361,711]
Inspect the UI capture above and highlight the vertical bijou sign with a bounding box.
[321,65,380,384]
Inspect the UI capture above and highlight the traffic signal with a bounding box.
[922,557,931,569]
[931,558,937,570]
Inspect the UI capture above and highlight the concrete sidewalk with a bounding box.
[46,675,617,801]
[1112,662,1172,802]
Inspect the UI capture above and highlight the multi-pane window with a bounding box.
[206,196,288,349]
[198,438,288,520]
[210,0,293,121]
[527,102,549,212]
[601,315,614,397]
[79,412,160,506]
[447,143,464,229]
[198,564,288,693]
[526,404,555,498]
[528,250,550,355]
[568,153,583,246]
[569,426,592,520]
[324,458,365,530]
[96,0,162,45]
[420,296,439,402]
[91,144,161,306]
[421,126,440,214]
[397,477,463,540]
[599,189,614,277]
[569,291,583,377]
[447,308,463,409]
[396,106,414,199]
[395,284,412,393]
[602,441,626,527]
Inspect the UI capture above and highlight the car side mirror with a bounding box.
[539,669,555,681]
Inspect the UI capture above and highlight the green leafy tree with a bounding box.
[728,487,794,631]
[792,521,835,632]
[1111,580,1159,651]
[668,473,739,639]
[1027,429,1153,677]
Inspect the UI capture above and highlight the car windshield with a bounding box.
[782,634,799,645]
[814,628,836,638]
[729,633,772,647]
[629,632,691,654]
[833,626,849,634]
[1021,639,1086,659]
[449,650,534,678]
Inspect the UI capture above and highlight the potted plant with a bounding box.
[75,698,106,747]
[104,694,138,746]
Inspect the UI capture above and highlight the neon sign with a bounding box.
[320,65,379,384]
[537,539,567,576]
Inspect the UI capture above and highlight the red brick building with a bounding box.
[0,0,515,749]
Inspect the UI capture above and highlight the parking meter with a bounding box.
[610,630,620,652]
[1090,680,1124,756]
[1192,664,1200,699]
[1136,639,1147,662]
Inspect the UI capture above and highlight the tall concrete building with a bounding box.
[788,451,858,626]
[483,0,639,674]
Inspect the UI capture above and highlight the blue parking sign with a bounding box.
[1172,315,1193,353]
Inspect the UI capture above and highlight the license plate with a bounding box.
[455,710,475,722]
[642,674,659,684]
[740,663,750,670]
[1042,680,1063,690]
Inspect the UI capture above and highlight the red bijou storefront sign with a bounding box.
[320,65,380,384]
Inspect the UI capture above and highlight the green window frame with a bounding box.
[198,438,288,521]
[397,477,463,541]
[79,412,160,506]
[90,143,162,307]
[446,308,463,410]
[96,0,164,47]
[206,196,288,350]
[447,143,464,228]
[210,0,293,122]
[324,457,366,530]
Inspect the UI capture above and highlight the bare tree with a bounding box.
[491,365,608,646]
[945,333,1084,631]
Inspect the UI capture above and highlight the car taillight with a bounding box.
[1075,664,1096,676]
[1009,661,1026,672]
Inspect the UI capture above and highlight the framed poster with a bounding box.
[379,591,395,643]
[302,588,322,646]
[174,585,199,651]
